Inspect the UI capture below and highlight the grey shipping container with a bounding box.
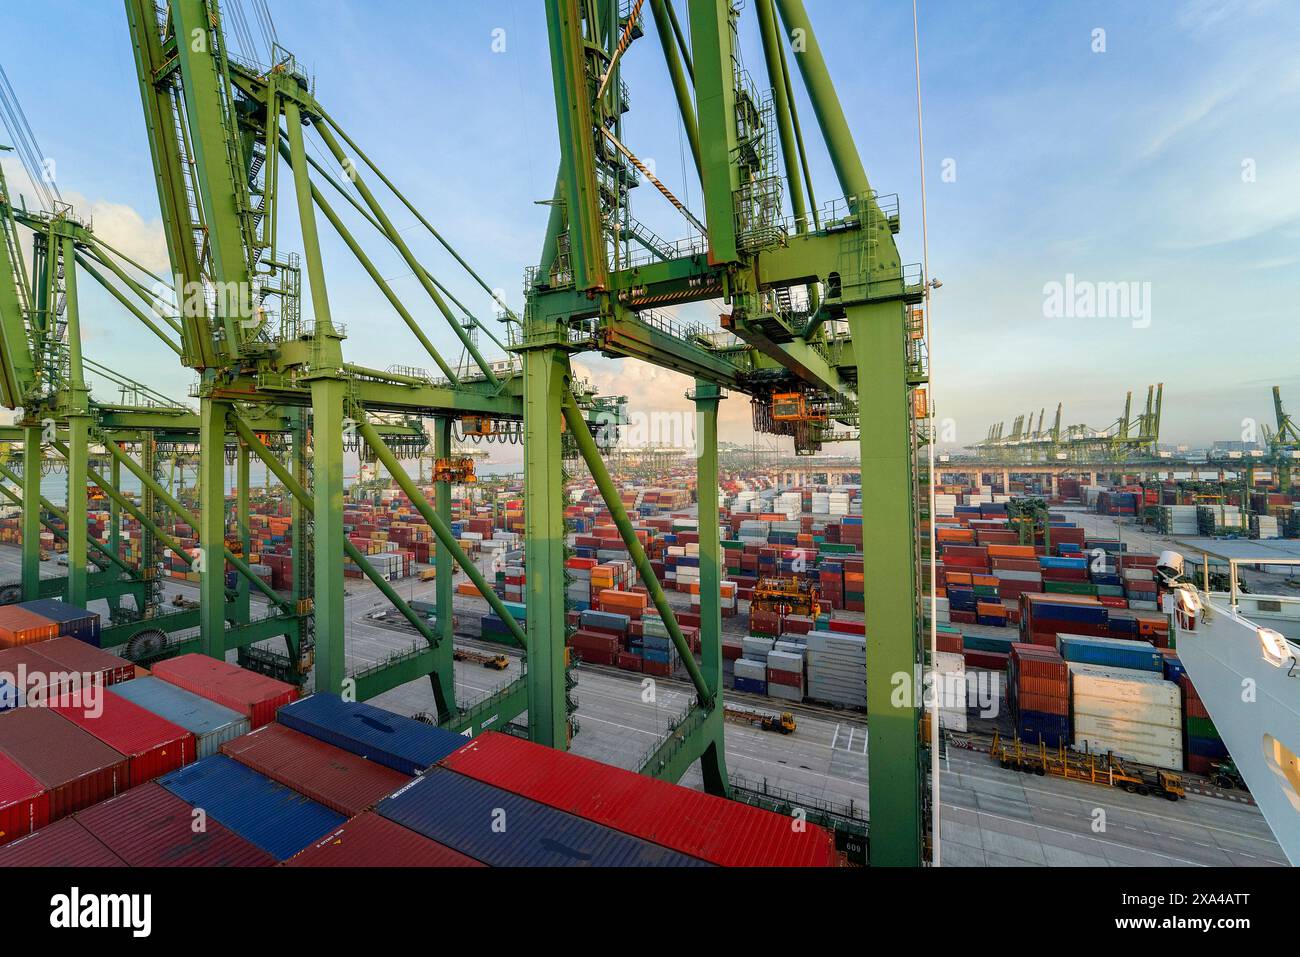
[108,677,250,758]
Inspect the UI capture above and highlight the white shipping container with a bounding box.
[767,650,804,673]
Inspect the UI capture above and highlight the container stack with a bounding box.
[1008,643,1069,747]
[1251,514,1281,539]
[636,612,681,677]
[50,691,194,787]
[765,648,805,703]
[1198,503,1243,535]
[1180,674,1229,775]
[1020,593,1109,646]
[151,654,298,729]
[804,630,866,708]
[1056,634,1163,673]
[733,658,767,695]
[932,649,967,731]
[1069,663,1183,770]
[4,687,841,867]
[1152,505,1197,536]
[111,677,251,758]
[13,599,101,646]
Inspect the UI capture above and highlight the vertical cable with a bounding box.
[912,0,940,867]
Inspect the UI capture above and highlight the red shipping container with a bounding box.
[75,782,275,867]
[51,691,194,786]
[443,732,838,866]
[766,668,803,688]
[1017,692,1068,716]
[220,723,408,816]
[152,654,298,728]
[33,637,134,687]
[616,651,643,672]
[286,810,485,867]
[783,615,815,635]
[1186,753,1214,776]
[964,650,1009,669]
[0,816,125,866]
[0,707,128,819]
[828,619,866,636]
[0,645,67,705]
[937,630,963,654]
[0,750,49,846]
[0,606,59,648]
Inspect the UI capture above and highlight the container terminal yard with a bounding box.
[0,0,1294,893]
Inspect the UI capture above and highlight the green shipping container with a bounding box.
[1044,581,1097,596]
[1185,715,1221,741]
[819,543,856,555]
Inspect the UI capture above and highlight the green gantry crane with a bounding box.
[523,0,928,865]
[975,384,1163,465]
[117,0,636,729]
[0,84,332,650]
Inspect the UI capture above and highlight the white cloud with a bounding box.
[64,190,170,274]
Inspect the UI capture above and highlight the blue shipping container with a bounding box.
[733,676,767,695]
[1032,600,1108,625]
[1057,634,1162,672]
[1163,657,1187,684]
[16,598,101,645]
[277,694,469,775]
[159,755,345,859]
[1187,735,1229,759]
[378,768,709,867]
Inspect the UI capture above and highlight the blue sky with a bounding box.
[1,0,1297,457]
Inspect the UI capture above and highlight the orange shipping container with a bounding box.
[986,544,1036,559]
[0,607,60,648]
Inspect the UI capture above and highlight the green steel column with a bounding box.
[523,346,572,748]
[166,0,255,358]
[693,383,723,697]
[311,378,347,695]
[291,408,310,615]
[431,416,456,722]
[20,424,42,599]
[286,94,347,692]
[688,0,741,264]
[107,455,122,616]
[755,0,810,230]
[141,437,157,613]
[544,0,608,291]
[198,397,229,656]
[650,0,702,182]
[235,439,251,625]
[773,0,871,200]
[850,301,922,867]
[693,381,730,795]
[63,236,90,609]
